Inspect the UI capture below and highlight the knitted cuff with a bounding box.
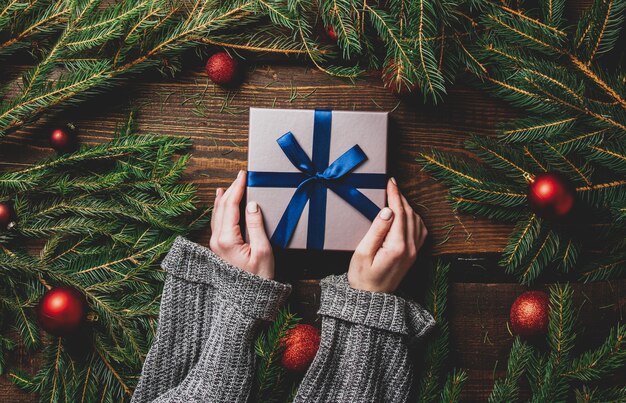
[318,274,435,336]
[161,236,291,321]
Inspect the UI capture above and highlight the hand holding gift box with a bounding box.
[247,108,388,251]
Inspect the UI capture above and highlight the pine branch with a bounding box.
[548,284,576,364]
[439,369,467,402]
[424,0,626,284]
[0,0,68,59]
[516,228,560,285]
[254,306,301,403]
[564,323,626,382]
[319,0,362,58]
[574,0,626,64]
[499,116,577,143]
[1,113,203,402]
[488,338,532,403]
[492,285,625,401]
[500,214,542,273]
[579,255,626,282]
[416,260,465,403]
[575,385,626,402]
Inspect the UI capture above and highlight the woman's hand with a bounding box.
[210,170,274,279]
[348,178,428,293]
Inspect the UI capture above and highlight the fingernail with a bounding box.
[216,188,221,196]
[390,177,397,185]
[237,170,244,179]
[247,201,258,213]
[379,207,393,220]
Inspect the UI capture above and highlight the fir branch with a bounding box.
[439,369,467,402]
[319,0,362,58]
[499,117,577,143]
[500,214,542,272]
[408,0,447,102]
[488,338,532,403]
[548,284,576,364]
[575,385,626,402]
[552,128,609,154]
[366,5,417,88]
[2,113,203,402]
[579,256,626,282]
[540,0,566,26]
[517,228,560,284]
[557,239,578,273]
[564,324,626,382]
[586,143,626,173]
[416,260,462,403]
[466,136,533,182]
[569,54,626,113]
[532,141,593,186]
[0,1,68,58]
[574,0,626,64]
[417,151,486,186]
[254,306,301,403]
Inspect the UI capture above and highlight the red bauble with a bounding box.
[205,52,239,86]
[510,291,549,338]
[281,324,321,372]
[0,202,16,230]
[527,172,575,219]
[37,287,86,336]
[325,25,338,41]
[50,126,76,153]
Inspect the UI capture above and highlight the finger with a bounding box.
[211,188,224,232]
[400,193,416,253]
[384,178,406,248]
[355,207,394,259]
[245,201,272,255]
[222,170,245,201]
[221,170,247,239]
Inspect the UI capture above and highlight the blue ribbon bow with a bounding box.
[247,110,386,249]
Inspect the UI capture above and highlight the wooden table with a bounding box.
[1,61,624,401]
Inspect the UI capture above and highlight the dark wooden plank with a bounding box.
[291,278,625,402]
[3,276,622,402]
[0,65,517,255]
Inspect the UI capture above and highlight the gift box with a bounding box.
[246,108,388,251]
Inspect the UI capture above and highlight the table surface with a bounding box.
[1,57,624,401]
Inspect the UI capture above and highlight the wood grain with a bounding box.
[1,2,624,397]
[0,65,516,255]
[2,275,622,402]
[288,277,626,402]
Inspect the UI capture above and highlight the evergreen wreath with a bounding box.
[253,261,468,403]
[1,113,208,401]
[419,0,626,284]
[489,285,625,402]
[0,0,475,140]
[0,0,624,401]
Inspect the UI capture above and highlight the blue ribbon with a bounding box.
[247,110,386,249]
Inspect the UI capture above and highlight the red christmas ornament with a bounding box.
[37,287,86,336]
[0,202,16,230]
[527,172,575,219]
[281,324,321,372]
[509,291,549,338]
[205,52,239,86]
[325,25,338,41]
[50,126,76,153]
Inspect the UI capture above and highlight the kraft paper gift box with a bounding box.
[246,108,388,251]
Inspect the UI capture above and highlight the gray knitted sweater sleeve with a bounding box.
[132,237,435,403]
[293,274,435,402]
[131,237,292,403]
